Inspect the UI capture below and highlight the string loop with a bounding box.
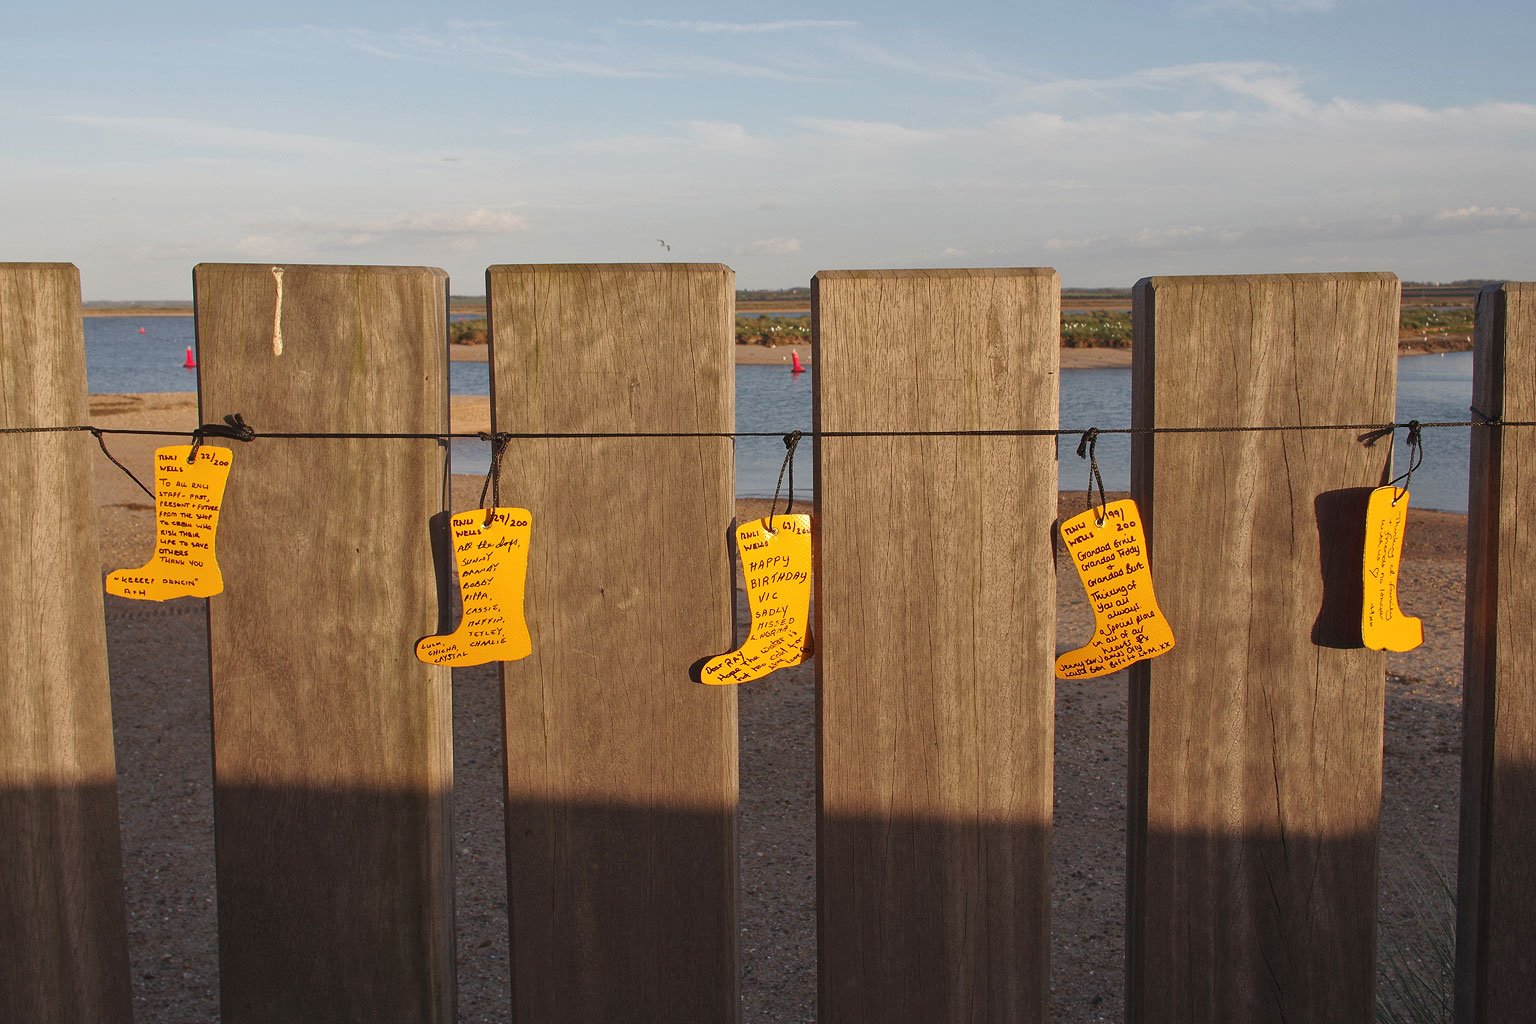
[1388,420,1424,504]
[476,431,513,526]
[1076,428,1107,524]
[90,429,155,500]
[768,430,803,526]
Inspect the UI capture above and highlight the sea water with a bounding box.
[82,319,1475,511]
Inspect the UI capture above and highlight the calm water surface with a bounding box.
[83,320,1475,511]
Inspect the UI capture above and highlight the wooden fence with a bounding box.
[0,261,1531,1023]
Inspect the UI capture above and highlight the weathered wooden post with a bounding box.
[1456,282,1536,1023]
[488,264,739,1021]
[195,264,454,1023]
[814,268,1060,1021]
[0,263,133,1023]
[1127,273,1398,1022]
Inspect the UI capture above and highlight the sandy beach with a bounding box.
[90,393,1460,1022]
[443,340,1134,370]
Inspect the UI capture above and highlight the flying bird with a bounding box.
[657,239,670,251]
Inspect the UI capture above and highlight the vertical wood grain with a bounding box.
[813,268,1059,1022]
[1127,273,1398,1023]
[194,263,453,1024]
[0,263,133,1023]
[488,264,738,1022]
[1456,282,1536,1023]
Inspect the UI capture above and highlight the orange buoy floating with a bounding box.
[183,347,197,369]
[790,350,805,374]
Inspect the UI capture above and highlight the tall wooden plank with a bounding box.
[489,264,738,1021]
[813,268,1059,1022]
[194,264,453,1023]
[1456,282,1536,1023]
[1127,273,1398,1023]
[0,264,132,1023]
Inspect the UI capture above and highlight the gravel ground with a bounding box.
[92,421,1467,1021]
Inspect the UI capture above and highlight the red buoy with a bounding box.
[183,347,197,369]
[791,350,805,373]
[139,327,147,334]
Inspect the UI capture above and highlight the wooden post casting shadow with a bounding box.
[488,264,739,1021]
[814,268,1060,1021]
[195,263,454,1024]
[1128,272,1397,1023]
[0,262,133,1023]
[1456,281,1536,1023]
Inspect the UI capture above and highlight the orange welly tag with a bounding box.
[1362,486,1423,652]
[415,508,533,666]
[701,514,813,686]
[1055,498,1174,679]
[106,445,232,601]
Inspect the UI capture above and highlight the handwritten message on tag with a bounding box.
[1362,486,1423,652]
[106,445,231,601]
[1056,499,1174,679]
[415,508,533,666]
[700,514,813,686]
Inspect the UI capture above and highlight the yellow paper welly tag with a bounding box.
[1362,486,1423,652]
[415,508,533,666]
[106,445,232,601]
[1056,498,1174,679]
[700,514,813,686]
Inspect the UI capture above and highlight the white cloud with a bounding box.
[1015,61,1313,114]
[625,19,857,33]
[742,237,803,256]
[55,115,351,156]
[794,118,939,144]
[288,23,666,79]
[683,121,757,153]
[1045,208,1536,254]
[835,37,1023,85]
[1177,0,1336,15]
[282,22,825,82]
[271,208,531,246]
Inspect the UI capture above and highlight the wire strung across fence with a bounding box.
[3,413,1507,510]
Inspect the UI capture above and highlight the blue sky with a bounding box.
[4,0,1533,297]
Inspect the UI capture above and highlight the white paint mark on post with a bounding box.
[271,266,285,357]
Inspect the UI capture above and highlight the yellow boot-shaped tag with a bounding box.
[107,445,232,601]
[701,515,813,685]
[415,508,533,666]
[1056,499,1175,679]
[1362,486,1423,652]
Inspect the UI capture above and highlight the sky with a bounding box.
[3,0,1533,298]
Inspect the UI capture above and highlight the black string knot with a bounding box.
[188,413,255,462]
[477,431,514,526]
